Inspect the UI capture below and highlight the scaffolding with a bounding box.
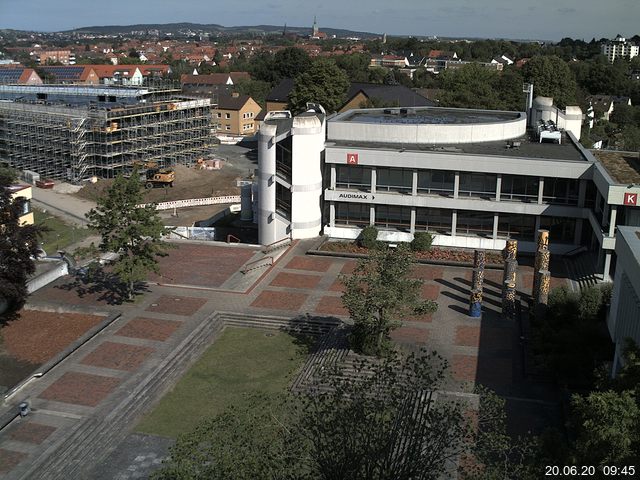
[0,90,213,182]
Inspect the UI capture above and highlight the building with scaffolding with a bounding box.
[0,84,213,181]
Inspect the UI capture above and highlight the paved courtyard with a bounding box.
[0,240,568,479]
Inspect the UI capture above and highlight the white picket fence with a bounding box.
[139,195,241,211]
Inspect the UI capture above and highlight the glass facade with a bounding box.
[336,165,372,191]
[376,167,413,194]
[275,182,291,219]
[458,172,497,199]
[415,208,452,234]
[540,216,576,244]
[417,170,455,196]
[335,202,370,226]
[375,205,412,231]
[456,210,494,237]
[275,136,292,179]
[543,177,579,205]
[497,213,536,240]
[501,175,540,202]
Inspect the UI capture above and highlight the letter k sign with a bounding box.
[624,192,638,206]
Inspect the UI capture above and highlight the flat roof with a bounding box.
[335,107,522,125]
[327,129,587,162]
[591,150,640,184]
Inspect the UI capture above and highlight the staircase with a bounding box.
[563,251,599,291]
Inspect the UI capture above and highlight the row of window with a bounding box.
[334,165,580,205]
[332,203,577,243]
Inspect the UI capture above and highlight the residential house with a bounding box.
[33,49,75,65]
[181,72,251,99]
[0,67,43,85]
[369,55,409,68]
[587,95,632,121]
[8,184,34,226]
[602,35,639,63]
[491,55,514,66]
[265,78,294,112]
[215,93,261,136]
[38,65,99,84]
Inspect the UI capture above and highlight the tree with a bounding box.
[341,245,438,356]
[273,47,311,81]
[85,171,171,300]
[288,58,350,114]
[0,168,42,320]
[522,55,577,107]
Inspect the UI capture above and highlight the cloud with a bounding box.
[557,7,577,14]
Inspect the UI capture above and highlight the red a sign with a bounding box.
[624,192,638,206]
[347,153,359,165]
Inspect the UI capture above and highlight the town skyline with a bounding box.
[0,0,637,42]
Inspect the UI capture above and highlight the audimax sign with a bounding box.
[338,192,374,200]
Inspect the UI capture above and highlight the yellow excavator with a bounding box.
[132,161,175,189]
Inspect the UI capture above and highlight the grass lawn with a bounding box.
[33,208,93,254]
[135,327,310,438]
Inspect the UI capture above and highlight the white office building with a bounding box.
[601,35,639,63]
[257,98,640,280]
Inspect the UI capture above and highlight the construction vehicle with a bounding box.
[129,161,175,188]
[143,167,175,189]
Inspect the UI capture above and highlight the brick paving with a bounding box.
[421,284,440,300]
[314,296,349,317]
[148,243,257,288]
[81,342,156,372]
[412,265,444,281]
[250,290,308,311]
[9,423,57,445]
[38,371,121,407]
[285,256,333,272]
[454,325,481,347]
[390,326,430,344]
[269,272,322,289]
[145,295,207,316]
[0,449,27,475]
[452,354,478,382]
[115,317,182,342]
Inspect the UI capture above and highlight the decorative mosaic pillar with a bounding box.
[503,280,517,320]
[501,239,518,318]
[469,288,482,318]
[535,269,551,318]
[469,250,485,317]
[532,229,550,302]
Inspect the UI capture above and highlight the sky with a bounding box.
[0,0,638,41]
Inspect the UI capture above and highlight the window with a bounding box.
[276,136,292,178]
[375,205,412,231]
[497,213,535,240]
[225,113,231,119]
[540,216,576,244]
[501,175,539,202]
[335,202,370,226]
[216,113,221,118]
[225,125,231,130]
[456,210,495,237]
[336,165,371,191]
[542,177,579,205]
[415,208,452,234]
[276,183,291,219]
[417,170,454,196]
[458,172,497,199]
[376,167,412,194]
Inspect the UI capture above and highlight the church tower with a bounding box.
[312,16,319,38]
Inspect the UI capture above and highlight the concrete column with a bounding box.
[538,177,544,205]
[329,202,335,228]
[495,174,502,201]
[492,214,499,240]
[603,251,612,281]
[410,207,416,234]
[574,218,583,245]
[609,205,617,237]
[534,216,541,239]
[578,179,587,207]
[453,171,460,199]
[412,170,418,196]
[370,167,376,194]
[330,165,336,190]
[370,205,375,226]
[451,210,457,236]
[602,203,609,228]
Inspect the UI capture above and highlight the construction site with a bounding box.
[0,85,213,181]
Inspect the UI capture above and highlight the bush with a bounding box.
[359,225,379,249]
[411,232,434,252]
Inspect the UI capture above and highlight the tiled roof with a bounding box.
[217,93,252,110]
[346,83,435,108]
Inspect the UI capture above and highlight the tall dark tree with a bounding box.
[288,58,350,114]
[85,171,171,300]
[0,168,42,320]
[273,47,311,81]
[522,55,577,107]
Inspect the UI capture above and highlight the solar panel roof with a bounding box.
[0,69,23,83]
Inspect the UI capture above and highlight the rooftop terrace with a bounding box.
[341,107,521,125]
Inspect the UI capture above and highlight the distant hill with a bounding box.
[67,22,380,39]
